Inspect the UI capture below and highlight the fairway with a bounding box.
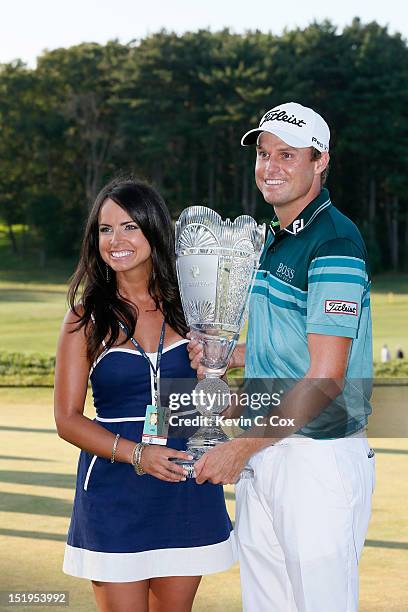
[0,283,67,355]
[1,275,408,359]
[0,388,407,611]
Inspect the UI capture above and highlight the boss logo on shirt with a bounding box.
[276,262,295,281]
[325,300,358,315]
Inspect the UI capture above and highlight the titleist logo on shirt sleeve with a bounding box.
[260,109,306,128]
[325,300,358,315]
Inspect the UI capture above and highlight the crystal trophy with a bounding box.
[174,206,265,478]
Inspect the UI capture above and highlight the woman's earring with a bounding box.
[151,268,157,288]
[106,264,111,282]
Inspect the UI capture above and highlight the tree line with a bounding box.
[0,18,407,272]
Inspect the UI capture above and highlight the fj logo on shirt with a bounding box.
[276,263,295,281]
[325,300,358,315]
[292,219,304,234]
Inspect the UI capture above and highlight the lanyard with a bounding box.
[119,318,166,406]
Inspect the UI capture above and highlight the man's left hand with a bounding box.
[194,440,252,485]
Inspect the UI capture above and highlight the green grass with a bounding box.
[0,387,407,611]
[0,352,55,386]
[371,284,408,362]
[1,274,407,365]
[0,283,68,355]
[0,228,407,368]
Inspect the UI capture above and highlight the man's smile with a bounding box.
[265,179,286,186]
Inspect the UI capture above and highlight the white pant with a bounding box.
[235,436,375,612]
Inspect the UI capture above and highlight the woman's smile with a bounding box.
[110,250,135,260]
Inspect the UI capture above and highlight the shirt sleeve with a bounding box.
[306,238,369,339]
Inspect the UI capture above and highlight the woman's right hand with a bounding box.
[139,445,193,482]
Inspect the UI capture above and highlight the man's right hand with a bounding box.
[186,333,206,379]
[186,335,246,378]
[228,343,246,370]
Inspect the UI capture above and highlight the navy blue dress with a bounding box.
[63,339,236,582]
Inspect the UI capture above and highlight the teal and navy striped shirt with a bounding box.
[245,188,372,437]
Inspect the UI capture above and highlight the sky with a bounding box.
[1,0,406,66]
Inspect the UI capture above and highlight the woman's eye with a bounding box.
[99,227,111,233]
[125,224,138,230]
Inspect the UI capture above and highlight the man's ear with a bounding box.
[314,152,330,176]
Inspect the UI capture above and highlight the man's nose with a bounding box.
[266,156,280,172]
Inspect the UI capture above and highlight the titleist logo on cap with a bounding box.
[240,102,330,150]
[260,109,306,128]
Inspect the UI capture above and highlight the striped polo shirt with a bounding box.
[245,188,373,437]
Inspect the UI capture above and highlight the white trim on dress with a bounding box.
[95,416,146,423]
[83,455,98,491]
[63,533,237,582]
[89,339,189,376]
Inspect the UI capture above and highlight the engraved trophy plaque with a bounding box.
[174,206,265,477]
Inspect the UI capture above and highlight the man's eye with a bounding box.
[282,153,293,159]
[258,151,268,158]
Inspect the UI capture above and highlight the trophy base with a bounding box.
[171,458,254,480]
[170,436,254,481]
[171,436,226,479]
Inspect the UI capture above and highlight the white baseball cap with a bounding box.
[241,102,330,152]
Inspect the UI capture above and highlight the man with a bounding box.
[188,102,375,611]
[381,343,391,363]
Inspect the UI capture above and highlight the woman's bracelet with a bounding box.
[132,442,147,475]
[111,434,120,463]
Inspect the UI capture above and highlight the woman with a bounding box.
[54,177,235,612]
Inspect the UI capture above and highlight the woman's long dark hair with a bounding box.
[68,176,188,363]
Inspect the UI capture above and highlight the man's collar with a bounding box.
[269,188,332,236]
